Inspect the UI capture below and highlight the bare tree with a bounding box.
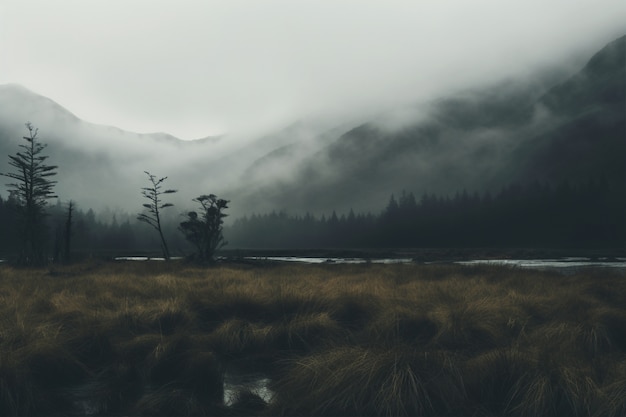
[137,171,177,260]
[179,194,229,263]
[1,123,57,265]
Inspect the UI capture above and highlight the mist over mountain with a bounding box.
[0,84,222,216]
[511,34,626,186]
[0,35,624,221]
[233,35,625,215]
[0,84,358,219]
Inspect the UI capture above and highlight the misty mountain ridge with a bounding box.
[235,34,624,215]
[0,84,224,145]
[0,85,363,217]
[1,35,624,220]
[0,84,269,215]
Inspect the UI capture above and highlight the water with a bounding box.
[243,256,413,264]
[66,373,274,415]
[456,258,626,269]
[3,255,624,272]
[242,256,626,272]
[223,372,274,406]
[113,256,184,261]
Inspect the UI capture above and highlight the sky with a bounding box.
[1,0,625,140]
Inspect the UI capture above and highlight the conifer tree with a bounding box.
[1,123,57,265]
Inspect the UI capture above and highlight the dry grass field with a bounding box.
[0,260,625,416]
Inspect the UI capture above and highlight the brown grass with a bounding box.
[0,260,624,415]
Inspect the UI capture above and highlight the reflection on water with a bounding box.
[456,258,626,270]
[111,255,626,272]
[114,256,184,261]
[223,372,274,406]
[244,256,413,264]
[243,256,626,271]
[65,372,274,415]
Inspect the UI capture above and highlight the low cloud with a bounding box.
[1,1,625,141]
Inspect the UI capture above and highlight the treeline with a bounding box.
[2,177,623,258]
[0,196,183,258]
[227,178,626,249]
[0,195,229,261]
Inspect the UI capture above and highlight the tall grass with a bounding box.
[0,261,624,415]
[268,346,466,416]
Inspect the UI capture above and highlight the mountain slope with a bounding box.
[511,34,625,187]
[0,84,225,212]
[0,85,351,217]
[233,35,625,215]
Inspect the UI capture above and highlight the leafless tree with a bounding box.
[137,171,177,260]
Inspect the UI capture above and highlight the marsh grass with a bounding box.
[268,346,466,416]
[0,261,624,416]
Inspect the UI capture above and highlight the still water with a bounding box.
[2,256,623,272]
[108,255,626,273]
[243,256,414,264]
[456,257,626,269]
[242,256,626,271]
[223,371,274,406]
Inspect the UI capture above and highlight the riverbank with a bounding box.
[0,261,624,416]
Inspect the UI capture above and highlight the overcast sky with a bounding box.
[1,1,625,140]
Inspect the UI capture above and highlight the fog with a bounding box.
[1,1,624,220]
[1,1,625,141]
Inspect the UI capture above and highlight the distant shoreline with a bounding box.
[220,247,626,262]
[2,247,624,266]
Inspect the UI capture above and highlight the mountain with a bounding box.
[0,84,228,214]
[510,35,626,186]
[0,84,351,218]
[1,35,624,219]
[231,35,625,215]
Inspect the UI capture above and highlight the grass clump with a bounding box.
[269,346,465,416]
[463,347,537,415]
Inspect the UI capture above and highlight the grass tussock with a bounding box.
[0,260,624,415]
[269,346,465,416]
